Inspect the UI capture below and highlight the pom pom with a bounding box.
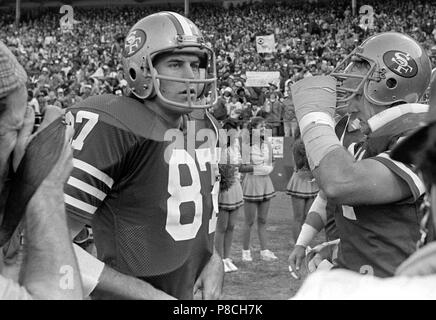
[219,164,237,192]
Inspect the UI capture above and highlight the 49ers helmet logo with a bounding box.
[124,29,147,57]
[383,50,418,78]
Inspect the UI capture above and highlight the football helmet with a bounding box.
[331,32,431,110]
[122,11,217,109]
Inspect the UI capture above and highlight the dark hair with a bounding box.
[247,116,265,131]
[292,138,309,170]
[246,116,266,146]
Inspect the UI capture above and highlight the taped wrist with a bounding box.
[73,244,105,297]
[296,224,319,247]
[299,113,342,170]
[291,75,337,121]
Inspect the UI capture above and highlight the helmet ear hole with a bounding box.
[129,68,137,81]
[386,78,397,89]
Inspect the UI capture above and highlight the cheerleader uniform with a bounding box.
[219,140,244,211]
[242,141,276,202]
[286,167,319,199]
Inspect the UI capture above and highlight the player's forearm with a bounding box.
[305,212,325,232]
[93,265,177,300]
[22,181,83,299]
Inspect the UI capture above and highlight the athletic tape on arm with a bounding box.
[300,114,342,170]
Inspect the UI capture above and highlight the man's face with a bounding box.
[340,61,386,133]
[0,86,27,199]
[153,53,201,112]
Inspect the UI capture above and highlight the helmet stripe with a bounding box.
[167,12,194,36]
[161,11,184,35]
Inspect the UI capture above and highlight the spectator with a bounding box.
[0,40,82,299]
[264,92,284,136]
[282,84,297,137]
[212,87,232,121]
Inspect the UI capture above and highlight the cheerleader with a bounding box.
[286,129,319,244]
[216,120,244,272]
[241,117,277,262]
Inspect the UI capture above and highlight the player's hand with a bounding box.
[13,105,74,185]
[291,75,337,123]
[307,252,324,273]
[193,250,224,300]
[288,245,306,279]
[306,241,338,273]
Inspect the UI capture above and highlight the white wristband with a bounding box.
[296,224,319,248]
[73,244,105,297]
[299,112,335,133]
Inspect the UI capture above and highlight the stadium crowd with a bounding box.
[1,0,436,135]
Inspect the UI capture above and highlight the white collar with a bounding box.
[367,103,429,133]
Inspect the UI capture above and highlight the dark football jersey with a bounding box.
[334,135,425,277]
[64,94,220,299]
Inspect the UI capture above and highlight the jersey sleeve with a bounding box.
[64,108,137,225]
[372,152,426,202]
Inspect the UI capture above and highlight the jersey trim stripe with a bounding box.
[64,194,98,214]
[376,153,425,197]
[73,159,114,188]
[67,176,107,201]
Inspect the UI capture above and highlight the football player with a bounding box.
[290,32,431,278]
[64,12,224,299]
[293,69,436,299]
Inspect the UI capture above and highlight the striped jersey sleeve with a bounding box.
[64,109,136,224]
[373,152,426,202]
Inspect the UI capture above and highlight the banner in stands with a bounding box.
[245,71,280,87]
[269,137,284,159]
[256,34,276,53]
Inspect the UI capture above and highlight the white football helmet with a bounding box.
[122,11,217,109]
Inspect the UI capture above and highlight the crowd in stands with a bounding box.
[1,0,436,136]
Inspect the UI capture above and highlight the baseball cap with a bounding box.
[391,80,436,164]
[0,41,27,99]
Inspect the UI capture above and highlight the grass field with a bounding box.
[219,191,325,300]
